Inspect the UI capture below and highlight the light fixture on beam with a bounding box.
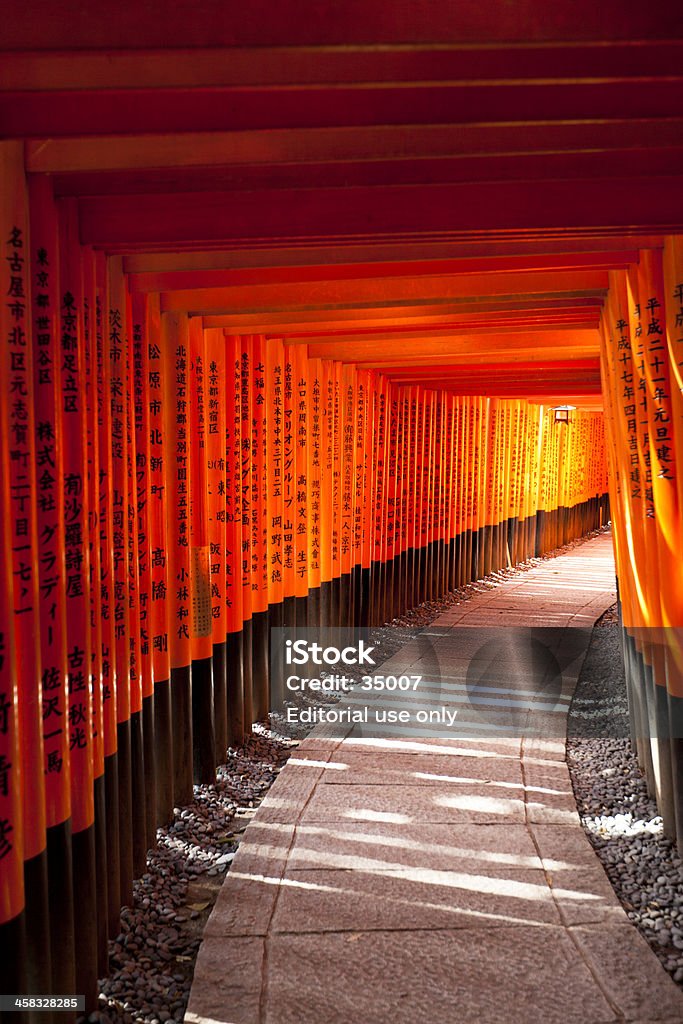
[552,404,576,424]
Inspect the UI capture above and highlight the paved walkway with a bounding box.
[185,533,683,1024]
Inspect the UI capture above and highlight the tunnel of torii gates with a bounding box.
[5,163,683,1016]
[2,145,683,1015]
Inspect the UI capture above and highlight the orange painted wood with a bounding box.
[7,42,683,94]
[239,336,254,622]
[96,252,118,758]
[83,247,105,780]
[128,253,635,295]
[0,7,678,51]
[28,174,71,828]
[294,344,310,598]
[307,356,323,589]
[249,334,269,615]
[267,338,286,607]
[131,293,154,702]
[0,142,30,918]
[224,335,244,635]
[159,270,608,317]
[204,328,228,647]
[161,313,192,670]
[78,180,683,249]
[145,294,171,686]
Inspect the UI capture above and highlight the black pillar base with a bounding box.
[24,848,51,997]
[104,751,120,935]
[142,693,156,850]
[306,588,320,630]
[213,640,228,762]
[192,655,216,783]
[295,596,308,630]
[72,823,99,1011]
[226,629,245,746]
[241,618,254,733]
[339,572,352,627]
[0,910,27,1010]
[170,664,193,806]
[319,582,332,629]
[46,818,76,995]
[153,678,174,826]
[131,708,147,876]
[93,772,109,975]
[116,717,134,908]
[252,609,270,722]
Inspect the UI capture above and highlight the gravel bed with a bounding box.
[81,729,295,1024]
[567,607,683,986]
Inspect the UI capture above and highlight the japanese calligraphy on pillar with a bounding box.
[224,335,243,634]
[320,360,333,588]
[282,349,295,596]
[354,372,366,567]
[239,338,253,616]
[266,339,284,606]
[385,388,398,564]
[109,267,131,715]
[160,313,191,669]
[122,291,141,716]
[83,249,104,781]
[641,257,676,489]
[0,373,22,918]
[61,203,93,834]
[146,296,169,682]
[29,179,70,821]
[308,358,322,588]
[132,295,153,699]
[332,363,342,578]
[295,347,309,593]
[340,367,355,575]
[189,325,211,645]
[204,330,227,645]
[2,142,45,870]
[95,253,117,756]
[627,274,655,519]
[373,381,387,564]
[663,237,683,520]
[249,336,269,610]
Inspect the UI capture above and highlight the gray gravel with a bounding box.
[567,607,683,987]
[80,728,295,1024]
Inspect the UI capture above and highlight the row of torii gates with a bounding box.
[1,6,683,1018]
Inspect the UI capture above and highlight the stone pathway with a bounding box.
[185,533,683,1023]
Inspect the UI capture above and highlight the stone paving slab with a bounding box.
[338,735,524,756]
[529,823,625,926]
[298,781,527,824]
[316,751,525,786]
[259,928,617,1024]
[286,821,544,872]
[186,532,683,1023]
[569,922,683,1021]
[270,864,563,930]
[185,936,264,1022]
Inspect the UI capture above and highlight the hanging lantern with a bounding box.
[553,404,575,425]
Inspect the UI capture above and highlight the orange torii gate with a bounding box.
[0,140,615,1012]
[600,239,683,852]
[3,8,683,1017]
